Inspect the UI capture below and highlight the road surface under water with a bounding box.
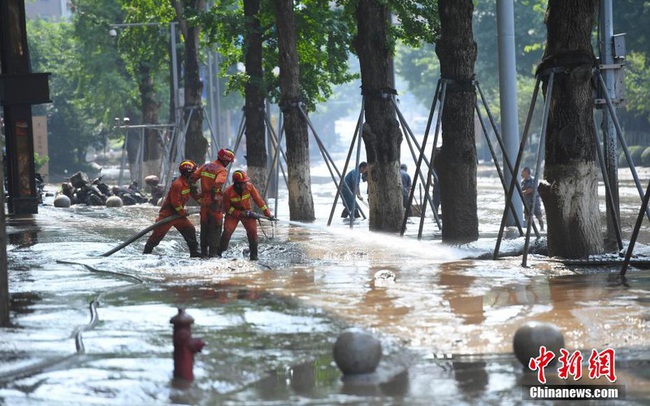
[1,167,649,405]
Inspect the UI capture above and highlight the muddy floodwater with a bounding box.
[1,166,650,405]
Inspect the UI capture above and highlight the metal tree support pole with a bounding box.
[620,179,650,276]
[521,72,553,267]
[262,110,288,217]
[390,97,442,229]
[592,115,623,251]
[262,113,289,195]
[327,97,367,226]
[597,71,650,221]
[474,100,524,235]
[494,74,543,259]
[201,106,219,159]
[297,104,366,224]
[598,0,620,248]
[520,73,553,266]
[400,80,443,236]
[161,108,193,199]
[476,82,532,234]
[416,81,447,240]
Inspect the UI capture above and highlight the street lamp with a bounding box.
[108,21,180,126]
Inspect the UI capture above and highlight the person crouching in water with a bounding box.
[217,170,273,260]
[143,160,201,257]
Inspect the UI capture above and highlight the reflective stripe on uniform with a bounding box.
[260,205,267,211]
[201,171,216,179]
[181,188,190,195]
[228,206,235,214]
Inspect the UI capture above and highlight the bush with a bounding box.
[619,145,645,167]
[642,147,650,167]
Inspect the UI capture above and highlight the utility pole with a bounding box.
[598,0,623,251]
[496,0,522,226]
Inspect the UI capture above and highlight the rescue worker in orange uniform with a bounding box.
[143,160,201,257]
[192,148,235,257]
[218,170,273,260]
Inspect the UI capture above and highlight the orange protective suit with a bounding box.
[192,160,228,257]
[218,182,271,260]
[144,174,200,257]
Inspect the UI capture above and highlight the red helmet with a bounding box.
[179,160,197,176]
[232,170,250,183]
[218,148,235,163]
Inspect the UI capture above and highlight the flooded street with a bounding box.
[1,166,649,404]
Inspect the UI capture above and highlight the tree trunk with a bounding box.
[172,0,208,164]
[538,0,602,258]
[435,0,479,243]
[353,0,403,232]
[244,0,268,192]
[138,63,162,181]
[274,0,315,221]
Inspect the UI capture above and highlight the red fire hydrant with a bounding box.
[170,308,205,382]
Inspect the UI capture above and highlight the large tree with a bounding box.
[537,0,603,258]
[171,0,209,164]
[353,0,403,232]
[273,0,315,221]
[242,0,267,190]
[435,0,479,243]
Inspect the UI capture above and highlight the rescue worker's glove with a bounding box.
[245,210,259,219]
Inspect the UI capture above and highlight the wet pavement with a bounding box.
[1,168,650,405]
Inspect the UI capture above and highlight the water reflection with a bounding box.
[7,216,38,247]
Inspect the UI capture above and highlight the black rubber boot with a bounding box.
[200,222,209,258]
[216,238,229,258]
[143,243,154,254]
[188,241,201,258]
[208,227,221,258]
[249,241,258,261]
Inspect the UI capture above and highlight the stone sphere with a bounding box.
[513,321,564,367]
[105,195,123,207]
[53,194,71,208]
[144,175,160,187]
[333,328,382,375]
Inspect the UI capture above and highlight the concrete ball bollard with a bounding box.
[105,195,123,207]
[513,321,564,367]
[53,194,71,208]
[333,328,382,375]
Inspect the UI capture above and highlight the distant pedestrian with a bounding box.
[521,167,544,230]
[341,162,368,220]
[143,160,201,257]
[400,163,412,216]
[218,170,273,260]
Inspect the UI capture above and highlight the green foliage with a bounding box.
[388,0,439,46]
[641,146,650,167]
[34,153,49,172]
[395,42,439,106]
[623,52,650,117]
[204,0,357,111]
[27,19,102,177]
[619,145,644,167]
